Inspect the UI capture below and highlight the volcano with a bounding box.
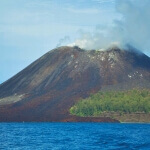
[0,46,150,122]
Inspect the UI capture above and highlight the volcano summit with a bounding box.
[0,46,150,122]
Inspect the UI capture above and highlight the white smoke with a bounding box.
[57,36,70,47]
[68,27,123,50]
[69,0,150,53]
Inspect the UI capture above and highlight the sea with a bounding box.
[0,123,150,150]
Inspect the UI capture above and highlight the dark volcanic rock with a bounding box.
[0,46,150,122]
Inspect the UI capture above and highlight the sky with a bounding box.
[0,0,150,83]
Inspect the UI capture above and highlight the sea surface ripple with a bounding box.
[0,123,150,150]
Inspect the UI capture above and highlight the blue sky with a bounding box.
[0,0,149,83]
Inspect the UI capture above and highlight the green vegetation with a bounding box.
[70,89,150,117]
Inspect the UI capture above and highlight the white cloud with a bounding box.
[67,8,100,14]
[92,0,115,4]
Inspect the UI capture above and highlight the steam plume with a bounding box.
[70,0,150,53]
[57,36,70,48]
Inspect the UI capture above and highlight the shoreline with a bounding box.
[69,112,150,123]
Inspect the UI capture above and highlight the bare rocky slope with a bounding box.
[0,46,150,122]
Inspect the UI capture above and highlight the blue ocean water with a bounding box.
[0,123,150,150]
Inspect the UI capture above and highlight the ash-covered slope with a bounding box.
[0,46,150,122]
